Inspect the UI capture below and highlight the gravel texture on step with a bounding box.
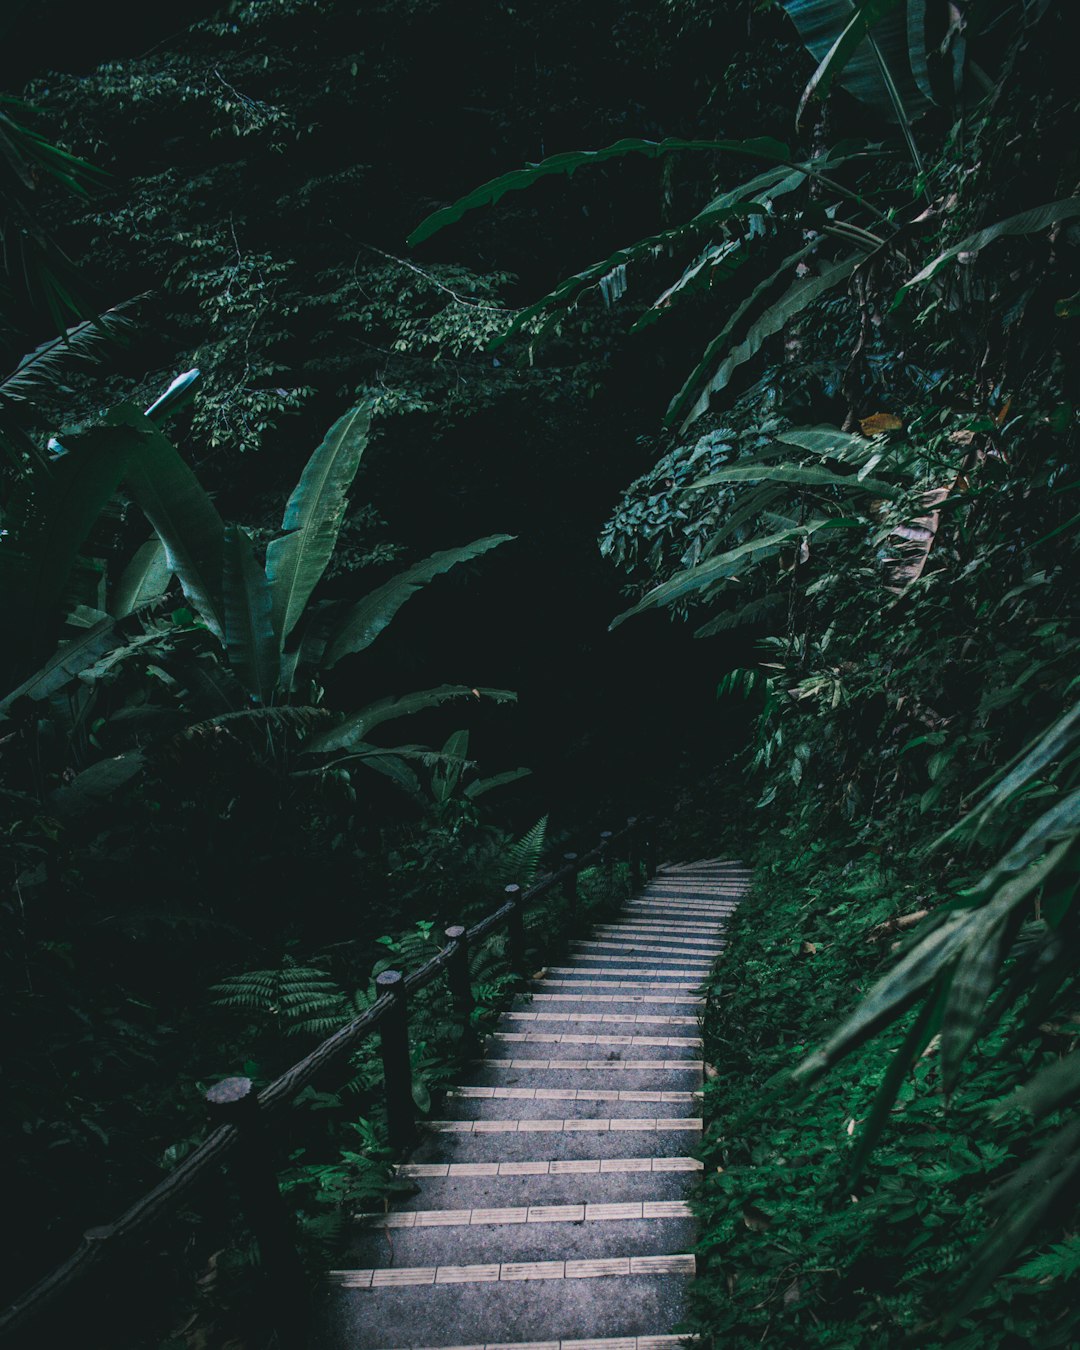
[317,1270,694,1349]
[345,1213,695,1269]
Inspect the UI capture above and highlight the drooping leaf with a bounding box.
[223,526,278,705]
[668,250,861,433]
[111,538,171,617]
[610,517,846,628]
[686,461,898,497]
[6,423,143,661]
[323,535,514,669]
[303,686,518,756]
[0,614,120,715]
[265,404,372,648]
[782,0,930,124]
[407,137,795,245]
[935,705,1080,850]
[795,0,906,124]
[464,767,533,799]
[109,404,227,640]
[48,750,146,814]
[795,839,1070,1085]
[895,198,1080,305]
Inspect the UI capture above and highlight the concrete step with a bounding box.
[318,1263,694,1349]
[545,972,712,982]
[473,1059,702,1088]
[402,1123,701,1164]
[440,1095,698,1121]
[487,1033,702,1055]
[344,1210,694,1269]
[501,1011,700,1028]
[569,941,725,958]
[528,992,703,1005]
[531,978,702,992]
[391,1158,700,1209]
[359,1336,692,1350]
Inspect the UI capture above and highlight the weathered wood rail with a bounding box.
[0,816,655,1348]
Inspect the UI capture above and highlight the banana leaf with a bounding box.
[109,404,227,640]
[895,197,1080,306]
[323,535,514,668]
[111,538,171,617]
[223,526,279,705]
[303,686,517,756]
[265,404,371,648]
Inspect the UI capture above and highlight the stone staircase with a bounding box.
[319,859,750,1349]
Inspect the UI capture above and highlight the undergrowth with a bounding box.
[692,830,1080,1347]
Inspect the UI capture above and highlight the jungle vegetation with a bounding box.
[1,0,1078,1345]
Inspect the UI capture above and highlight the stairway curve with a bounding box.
[319,858,750,1349]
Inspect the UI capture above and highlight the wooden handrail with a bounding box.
[0,814,652,1346]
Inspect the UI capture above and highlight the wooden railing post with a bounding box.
[562,852,579,919]
[376,970,415,1151]
[643,824,656,879]
[205,1077,308,1350]
[600,831,614,889]
[505,883,526,972]
[627,815,642,887]
[445,924,474,1040]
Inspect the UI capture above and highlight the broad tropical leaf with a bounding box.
[48,750,146,814]
[408,137,799,246]
[223,526,278,705]
[672,253,861,431]
[323,535,514,669]
[8,423,143,659]
[465,767,532,799]
[111,538,171,617]
[610,517,854,628]
[782,0,931,124]
[303,686,518,756]
[265,404,372,648]
[795,0,906,123]
[895,198,1080,305]
[686,461,898,497]
[0,614,120,715]
[109,404,227,640]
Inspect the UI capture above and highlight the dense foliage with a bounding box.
[2,0,1079,1344]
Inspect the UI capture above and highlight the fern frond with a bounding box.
[497,815,548,886]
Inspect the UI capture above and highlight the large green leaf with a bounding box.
[934,703,1080,850]
[111,538,171,618]
[408,137,799,245]
[674,253,861,432]
[265,404,371,648]
[465,767,533,799]
[48,750,146,814]
[895,198,1080,305]
[610,517,847,628]
[8,423,143,660]
[303,686,517,756]
[686,461,898,497]
[782,0,931,124]
[795,0,906,122]
[323,535,514,669]
[794,836,1071,1085]
[0,614,120,715]
[109,404,227,640]
[223,526,279,704]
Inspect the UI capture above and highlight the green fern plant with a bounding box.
[209,961,348,1037]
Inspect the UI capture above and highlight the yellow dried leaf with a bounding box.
[859,412,903,436]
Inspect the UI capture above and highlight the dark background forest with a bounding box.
[2,0,1079,1345]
